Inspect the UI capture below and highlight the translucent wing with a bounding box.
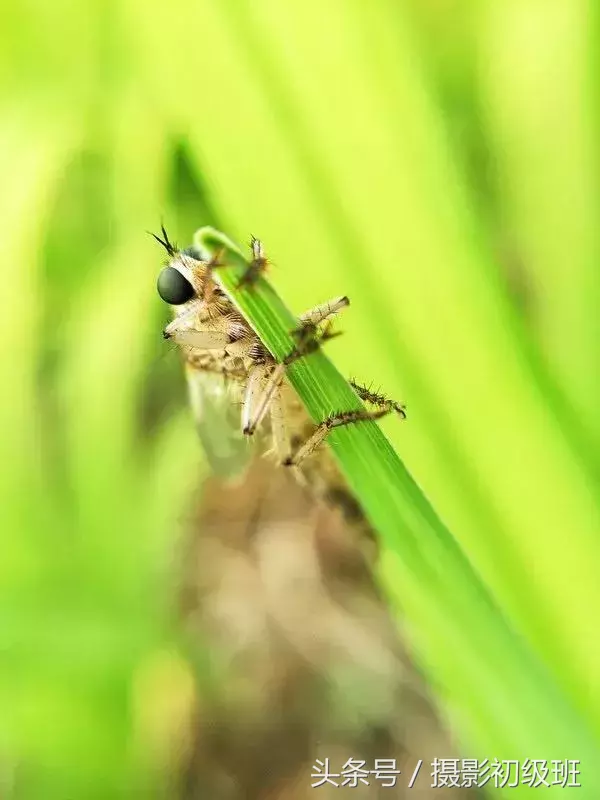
[185,365,253,478]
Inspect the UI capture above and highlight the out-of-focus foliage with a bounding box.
[1,0,600,797]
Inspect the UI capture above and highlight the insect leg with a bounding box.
[169,329,230,350]
[299,296,349,326]
[163,299,204,338]
[225,336,258,358]
[243,363,285,436]
[244,302,348,436]
[283,407,392,467]
[349,380,407,419]
[236,236,269,289]
[241,363,271,435]
[269,388,291,465]
[163,294,237,338]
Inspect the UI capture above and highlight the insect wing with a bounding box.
[185,366,253,478]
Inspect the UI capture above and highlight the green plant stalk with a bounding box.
[196,226,600,796]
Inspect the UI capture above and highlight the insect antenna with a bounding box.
[148,222,178,257]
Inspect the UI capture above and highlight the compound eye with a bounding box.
[157,266,195,305]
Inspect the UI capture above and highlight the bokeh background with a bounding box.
[2,1,600,797]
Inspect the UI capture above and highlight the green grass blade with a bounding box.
[195,226,600,796]
[179,0,600,727]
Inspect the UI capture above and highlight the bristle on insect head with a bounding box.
[149,223,178,257]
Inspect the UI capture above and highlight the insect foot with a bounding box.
[349,380,407,419]
[242,310,348,438]
[236,236,270,289]
[283,407,395,468]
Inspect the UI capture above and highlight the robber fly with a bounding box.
[146,231,479,800]
[153,227,405,537]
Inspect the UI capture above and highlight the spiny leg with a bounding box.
[242,335,304,437]
[236,236,270,289]
[287,297,347,358]
[283,407,393,468]
[283,379,406,465]
[243,363,284,436]
[242,297,350,436]
[349,380,406,419]
[241,363,270,435]
[243,317,343,436]
[299,295,349,326]
[242,331,313,437]
[269,389,291,465]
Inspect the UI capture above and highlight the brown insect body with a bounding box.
[158,239,390,554]
[152,233,473,799]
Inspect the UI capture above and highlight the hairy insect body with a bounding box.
[150,233,470,800]
[155,234,401,549]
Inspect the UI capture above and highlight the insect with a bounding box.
[147,231,479,800]
[153,228,405,529]
[146,233,477,800]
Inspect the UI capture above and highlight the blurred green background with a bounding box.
[2,0,600,797]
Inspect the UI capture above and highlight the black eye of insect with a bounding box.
[157,266,195,305]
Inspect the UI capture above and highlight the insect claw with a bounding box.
[206,247,226,269]
[321,328,343,343]
[234,237,269,290]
